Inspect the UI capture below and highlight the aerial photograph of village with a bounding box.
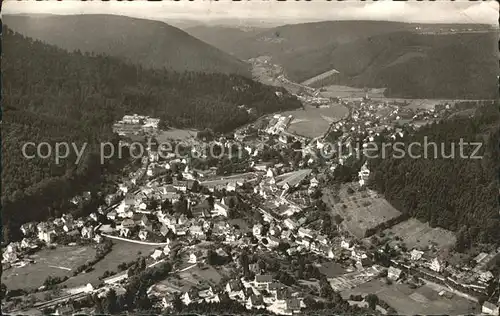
[1,1,499,315]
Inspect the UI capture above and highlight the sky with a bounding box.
[3,0,499,27]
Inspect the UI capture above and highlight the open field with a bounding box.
[156,128,198,142]
[2,246,96,290]
[301,68,340,87]
[321,85,386,99]
[383,218,456,250]
[61,240,157,288]
[323,185,403,238]
[157,264,226,294]
[341,279,477,315]
[328,266,382,292]
[228,218,251,233]
[281,104,349,138]
[318,262,346,278]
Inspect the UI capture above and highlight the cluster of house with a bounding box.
[382,246,500,315]
[161,274,305,315]
[3,213,105,266]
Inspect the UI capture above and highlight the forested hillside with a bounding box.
[3,14,251,76]
[276,31,498,99]
[185,25,269,56]
[190,20,498,99]
[367,102,500,250]
[2,27,301,242]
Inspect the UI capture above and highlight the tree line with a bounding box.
[367,102,500,250]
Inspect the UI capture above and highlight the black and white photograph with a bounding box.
[1,0,499,315]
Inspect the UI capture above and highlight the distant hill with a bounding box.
[185,25,268,56]
[286,31,499,99]
[189,20,498,99]
[3,14,251,76]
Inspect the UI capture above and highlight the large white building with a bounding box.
[358,161,370,187]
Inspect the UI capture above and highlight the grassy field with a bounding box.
[62,240,158,288]
[156,264,226,294]
[2,246,96,290]
[156,128,198,142]
[318,262,346,278]
[321,85,386,99]
[383,218,457,250]
[281,104,349,138]
[323,185,403,238]
[341,279,477,315]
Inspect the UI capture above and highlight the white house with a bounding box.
[388,266,402,280]
[81,226,94,239]
[254,274,273,290]
[358,161,370,187]
[89,213,98,222]
[341,238,354,250]
[226,181,237,192]
[107,211,117,221]
[21,222,36,236]
[479,271,494,283]
[283,219,298,231]
[189,225,206,239]
[151,249,164,260]
[163,244,171,256]
[188,253,198,264]
[138,230,149,241]
[320,245,334,259]
[213,201,229,217]
[182,292,199,306]
[94,234,104,244]
[120,228,132,238]
[247,295,265,310]
[317,235,328,245]
[297,227,314,239]
[63,222,74,233]
[410,249,424,261]
[430,257,445,273]
[482,302,499,316]
[226,280,245,300]
[309,177,319,188]
[253,224,263,237]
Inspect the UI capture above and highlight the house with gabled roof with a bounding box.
[213,201,229,217]
[388,266,403,280]
[81,226,95,239]
[151,249,164,260]
[286,298,302,314]
[297,227,314,239]
[189,225,206,240]
[247,294,265,310]
[54,304,75,316]
[482,301,499,315]
[138,230,149,241]
[255,274,273,290]
[182,290,200,306]
[21,222,36,237]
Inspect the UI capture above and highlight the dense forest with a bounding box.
[3,14,251,77]
[2,26,301,242]
[367,102,500,250]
